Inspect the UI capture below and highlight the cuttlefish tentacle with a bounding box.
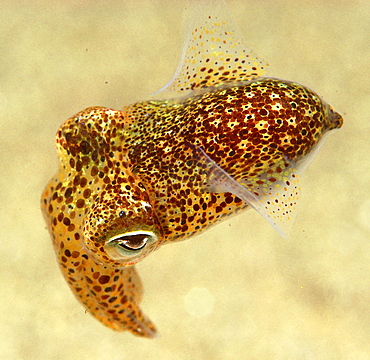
[41,0,343,338]
[42,107,161,337]
[77,261,157,337]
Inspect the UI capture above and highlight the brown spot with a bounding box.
[99,275,110,284]
[80,177,88,188]
[76,160,83,172]
[93,272,100,279]
[91,166,98,176]
[64,188,73,198]
[83,189,92,199]
[76,198,85,208]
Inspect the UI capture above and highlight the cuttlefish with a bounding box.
[41,0,343,338]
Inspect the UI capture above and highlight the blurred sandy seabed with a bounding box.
[1,1,370,359]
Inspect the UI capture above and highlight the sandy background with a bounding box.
[1,0,369,359]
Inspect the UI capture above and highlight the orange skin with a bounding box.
[41,5,343,338]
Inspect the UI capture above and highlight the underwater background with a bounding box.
[1,0,369,359]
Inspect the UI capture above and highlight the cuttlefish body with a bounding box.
[41,0,343,338]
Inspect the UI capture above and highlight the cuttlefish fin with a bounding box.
[153,0,268,99]
[189,145,306,238]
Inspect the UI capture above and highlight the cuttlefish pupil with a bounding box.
[41,2,342,338]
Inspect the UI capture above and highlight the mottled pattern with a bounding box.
[41,1,343,338]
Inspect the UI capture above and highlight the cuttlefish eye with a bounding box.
[105,231,158,260]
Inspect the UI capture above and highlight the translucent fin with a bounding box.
[190,145,303,238]
[153,0,268,99]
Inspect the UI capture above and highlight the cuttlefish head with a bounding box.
[83,190,162,267]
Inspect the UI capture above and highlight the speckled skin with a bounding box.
[41,3,343,338]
